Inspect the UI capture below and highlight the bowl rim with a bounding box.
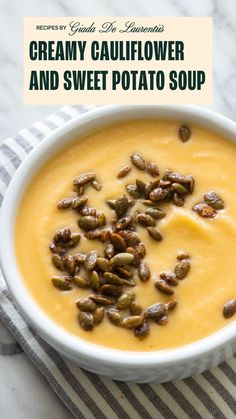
[1,104,236,367]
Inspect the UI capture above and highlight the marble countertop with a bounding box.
[0,0,235,418]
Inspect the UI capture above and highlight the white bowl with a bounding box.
[1,105,236,383]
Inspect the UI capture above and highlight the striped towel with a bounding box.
[0,105,236,419]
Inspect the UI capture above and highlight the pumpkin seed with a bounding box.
[193,202,216,218]
[155,280,174,295]
[90,271,100,291]
[123,315,144,329]
[76,185,85,196]
[130,153,146,170]
[96,257,111,272]
[52,254,64,270]
[147,227,163,241]
[52,276,72,291]
[73,275,90,288]
[78,312,94,331]
[93,307,105,325]
[134,321,150,339]
[178,124,191,142]
[101,284,123,296]
[160,272,178,286]
[126,246,141,268]
[188,176,195,194]
[104,272,123,285]
[78,216,99,231]
[130,302,142,315]
[117,166,131,178]
[145,179,160,196]
[145,207,166,220]
[106,199,116,209]
[118,230,141,247]
[104,243,115,259]
[97,212,106,226]
[49,242,66,254]
[126,184,140,199]
[204,191,224,210]
[146,162,159,177]
[116,215,133,230]
[111,252,134,267]
[135,242,146,259]
[173,193,185,207]
[166,299,178,311]
[177,251,190,261]
[89,294,113,306]
[223,299,236,318]
[84,229,102,241]
[63,254,76,275]
[91,180,102,191]
[115,194,129,217]
[150,187,171,202]
[122,278,136,287]
[84,250,99,271]
[62,227,72,242]
[136,179,147,196]
[72,196,88,209]
[163,169,172,180]
[80,206,97,216]
[57,197,73,209]
[172,183,188,195]
[73,172,96,186]
[110,233,126,252]
[174,259,190,279]
[167,172,192,185]
[116,292,135,310]
[76,298,97,312]
[137,213,156,227]
[138,262,150,282]
[145,303,167,320]
[107,309,123,326]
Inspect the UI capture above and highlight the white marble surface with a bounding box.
[0,0,235,418]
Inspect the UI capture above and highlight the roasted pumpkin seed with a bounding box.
[57,197,73,209]
[130,153,146,170]
[156,315,168,325]
[116,292,135,310]
[52,276,72,291]
[111,252,134,267]
[104,272,123,285]
[126,184,140,199]
[145,207,166,220]
[93,307,105,325]
[72,196,88,209]
[107,308,123,326]
[136,179,147,195]
[174,259,190,279]
[145,303,167,320]
[172,183,188,195]
[91,180,102,191]
[89,295,113,306]
[145,179,160,196]
[52,254,64,270]
[150,187,170,202]
[178,124,191,142]
[177,251,190,261]
[73,275,90,288]
[84,250,99,271]
[173,193,185,207]
[97,212,106,227]
[147,227,163,241]
[146,162,159,177]
[138,262,150,282]
[123,315,144,329]
[63,254,76,275]
[166,299,178,311]
[80,206,97,216]
[192,202,216,218]
[78,312,94,331]
[155,280,174,295]
[118,230,141,247]
[76,298,97,312]
[137,213,156,227]
[117,165,132,178]
[204,191,224,210]
[160,272,178,286]
[78,216,99,231]
[96,257,111,272]
[116,215,133,230]
[73,172,96,186]
[134,321,150,339]
[90,271,100,291]
[106,199,116,209]
[223,299,236,318]
[104,243,115,259]
[115,194,129,217]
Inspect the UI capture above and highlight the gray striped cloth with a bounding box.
[0,105,236,419]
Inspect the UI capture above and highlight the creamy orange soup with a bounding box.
[15,119,236,351]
